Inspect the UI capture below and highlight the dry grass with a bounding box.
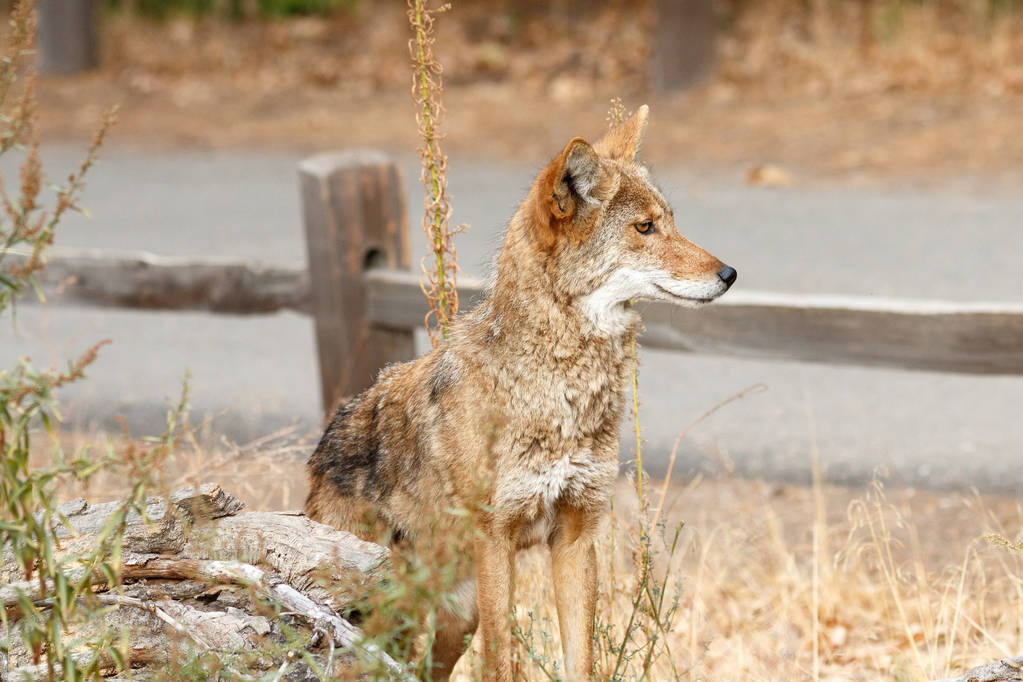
[49,424,317,511]
[52,429,1023,681]
[488,477,1023,681]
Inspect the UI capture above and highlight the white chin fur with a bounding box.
[578,267,725,336]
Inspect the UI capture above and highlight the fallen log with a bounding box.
[1,484,405,681]
[932,655,1023,682]
[2,485,387,606]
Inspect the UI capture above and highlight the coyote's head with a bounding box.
[520,105,735,336]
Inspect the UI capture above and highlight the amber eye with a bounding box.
[636,220,655,234]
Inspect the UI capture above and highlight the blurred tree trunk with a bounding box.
[37,0,98,74]
[651,0,716,92]
[860,0,876,55]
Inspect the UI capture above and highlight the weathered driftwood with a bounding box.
[118,555,405,677]
[932,655,1023,682]
[3,650,164,682]
[3,484,387,606]
[3,484,244,605]
[183,509,387,607]
[1,484,404,681]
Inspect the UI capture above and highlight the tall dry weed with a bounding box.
[409,0,465,345]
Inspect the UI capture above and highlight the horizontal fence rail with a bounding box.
[12,248,309,314]
[367,269,1023,376]
[11,249,1023,377]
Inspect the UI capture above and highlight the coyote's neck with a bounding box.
[479,250,635,375]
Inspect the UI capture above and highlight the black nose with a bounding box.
[718,265,737,288]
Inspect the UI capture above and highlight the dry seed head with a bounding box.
[607,96,627,127]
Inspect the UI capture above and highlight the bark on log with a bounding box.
[1,485,404,680]
[181,510,387,608]
[118,555,406,677]
[3,485,386,604]
[932,655,1023,682]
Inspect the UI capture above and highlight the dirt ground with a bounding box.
[29,2,1023,181]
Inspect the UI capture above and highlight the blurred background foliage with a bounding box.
[0,0,1017,25]
[10,0,1023,174]
[101,0,359,19]
[100,0,1023,28]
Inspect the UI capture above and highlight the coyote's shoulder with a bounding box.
[306,105,735,681]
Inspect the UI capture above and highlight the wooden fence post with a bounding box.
[37,0,99,74]
[299,151,415,415]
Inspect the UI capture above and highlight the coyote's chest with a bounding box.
[486,333,629,544]
[495,448,619,546]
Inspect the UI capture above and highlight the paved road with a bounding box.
[2,145,1022,492]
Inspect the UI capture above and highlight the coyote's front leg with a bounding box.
[475,528,515,682]
[551,507,598,681]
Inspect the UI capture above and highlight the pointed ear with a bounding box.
[549,138,603,217]
[594,104,649,161]
[530,137,605,248]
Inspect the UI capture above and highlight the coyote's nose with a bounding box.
[717,265,737,288]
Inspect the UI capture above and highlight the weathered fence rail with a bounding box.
[17,248,309,313]
[366,268,1023,376]
[6,150,1023,411]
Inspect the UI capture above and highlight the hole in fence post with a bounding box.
[299,151,416,416]
[364,249,386,271]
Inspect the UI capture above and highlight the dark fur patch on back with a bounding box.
[308,394,380,498]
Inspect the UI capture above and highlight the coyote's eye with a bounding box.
[635,220,655,234]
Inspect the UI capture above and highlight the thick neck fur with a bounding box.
[455,207,635,380]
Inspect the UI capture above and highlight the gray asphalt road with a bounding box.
[3,144,1022,492]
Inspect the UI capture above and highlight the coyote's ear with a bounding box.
[531,137,604,248]
[594,104,649,161]
[548,138,602,217]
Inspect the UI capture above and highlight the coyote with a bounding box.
[306,106,736,680]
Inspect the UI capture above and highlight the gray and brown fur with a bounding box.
[307,106,735,681]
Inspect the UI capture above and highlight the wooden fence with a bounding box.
[12,151,1023,413]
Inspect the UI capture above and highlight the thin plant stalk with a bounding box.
[408,0,463,345]
[650,383,765,530]
[631,335,644,508]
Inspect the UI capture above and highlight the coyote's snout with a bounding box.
[306,105,734,680]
